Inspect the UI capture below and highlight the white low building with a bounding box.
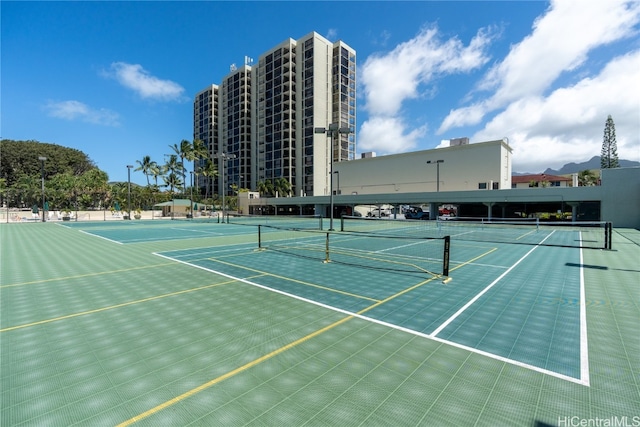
[332,139,512,195]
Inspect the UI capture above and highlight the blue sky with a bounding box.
[2,1,639,184]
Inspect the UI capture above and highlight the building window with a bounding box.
[478,182,487,190]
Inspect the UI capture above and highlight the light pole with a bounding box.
[190,171,194,219]
[315,124,352,230]
[218,152,236,221]
[427,160,444,192]
[126,165,133,219]
[38,156,47,222]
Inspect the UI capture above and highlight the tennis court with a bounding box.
[1,219,638,426]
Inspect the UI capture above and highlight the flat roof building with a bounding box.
[219,63,252,195]
[193,84,218,197]
[195,31,356,199]
[333,139,513,195]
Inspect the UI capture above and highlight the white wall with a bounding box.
[600,167,640,228]
[333,140,512,195]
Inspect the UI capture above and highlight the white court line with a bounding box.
[154,239,588,386]
[78,229,123,245]
[170,227,227,235]
[167,244,257,259]
[428,230,589,386]
[430,231,557,337]
[579,232,590,385]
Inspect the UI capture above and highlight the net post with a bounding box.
[258,225,263,249]
[442,235,450,277]
[340,216,345,232]
[606,222,612,250]
[324,232,330,263]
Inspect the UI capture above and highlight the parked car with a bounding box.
[404,206,430,220]
[367,207,390,217]
[438,213,457,220]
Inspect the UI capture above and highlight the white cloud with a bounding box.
[358,116,427,154]
[361,26,495,117]
[45,100,120,126]
[439,0,640,133]
[359,25,496,155]
[473,50,640,172]
[325,28,338,41]
[104,62,185,101]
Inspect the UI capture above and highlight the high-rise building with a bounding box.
[193,84,218,197]
[194,31,356,199]
[252,38,297,196]
[297,33,356,197]
[219,63,252,196]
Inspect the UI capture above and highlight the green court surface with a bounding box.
[1,220,638,426]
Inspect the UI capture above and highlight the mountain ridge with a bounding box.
[514,156,640,175]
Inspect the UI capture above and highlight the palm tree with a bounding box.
[257,180,274,197]
[110,182,128,213]
[198,158,218,200]
[192,139,209,161]
[15,173,44,208]
[163,154,183,214]
[164,155,182,181]
[150,162,163,187]
[135,156,157,186]
[274,178,292,197]
[169,139,193,196]
[162,172,183,199]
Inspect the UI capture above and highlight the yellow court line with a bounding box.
[120,244,501,425]
[116,315,354,427]
[0,262,175,289]
[329,247,439,276]
[449,247,498,270]
[206,255,381,303]
[119,269,446,426]
[0,280,234,333]
[516,228,538,241]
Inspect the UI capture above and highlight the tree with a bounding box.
[110,182,128,211]
[198,159,217,200]
[162,172,183,198]
[192,139,209,161]
[79,168,110,209]
[150,163,163,187]
[135,155,158,186]
[163,155,182,184]
[274,177,292,197]
[578,169,599,187]
[1,139,97,187]
[14,174,41,208]
[169,139,193,196]
[601,115,619,168]
[257,180,274,197]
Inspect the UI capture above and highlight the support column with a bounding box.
[566,202,580,223]
[483,202,494,220]
[429,202,438,220]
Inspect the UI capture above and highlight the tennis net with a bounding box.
[257,224,450,278]
[226,213,323,230]
[340,216,612,250]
